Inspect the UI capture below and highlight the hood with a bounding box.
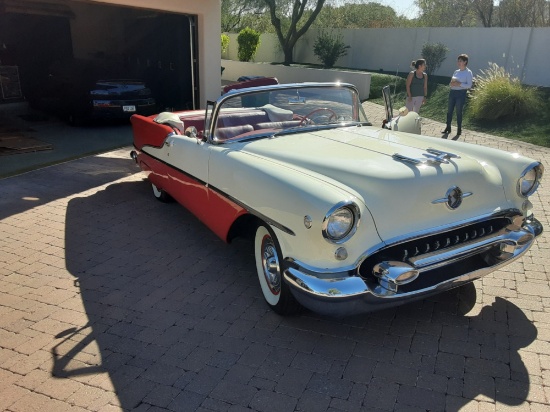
[240,125,509,240]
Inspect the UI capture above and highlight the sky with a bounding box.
[378,0,421,19]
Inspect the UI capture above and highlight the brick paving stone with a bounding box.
[249,389,298,412]
[295,389,331,411]
[167,390,206,412]
[372,362,418,386]
[209,380,258,406]
[307,372,353,399]
[290,351,332,374]
[416,371,448,393]
[185,365,227,395]
[397,384,447,410]
[466,357,511,379]
[440,337,481,358]
[275,366,313,397]
[342,355,377,383]
[435,352,466,378]
[353,342,395,362]
[363,377,400,410]
[313,334,356,361]
[410,333,440,356]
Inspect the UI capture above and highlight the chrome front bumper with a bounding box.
[284,216,543,317]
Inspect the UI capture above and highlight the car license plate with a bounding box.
[123,105,136,112]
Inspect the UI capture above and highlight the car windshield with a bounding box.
[211,84,369,142]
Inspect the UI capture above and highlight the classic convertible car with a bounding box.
[130,82,543,316]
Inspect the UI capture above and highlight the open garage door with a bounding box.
[1,1,199,113]
[123,11,198,111]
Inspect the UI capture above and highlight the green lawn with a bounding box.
[368,73,550,148]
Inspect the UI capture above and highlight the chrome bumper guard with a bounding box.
[284,216,543,316]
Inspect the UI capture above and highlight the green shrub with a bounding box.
[421,42,448,77]
[469,63,541,120]
[313,30,350,68]
[369,74,406,99]
[237,27,261,62]
[221,33,230,56]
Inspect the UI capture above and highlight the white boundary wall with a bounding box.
[223,27,550,87]
[221,60,371,100]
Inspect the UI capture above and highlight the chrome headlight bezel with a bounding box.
[322,201,361,244]
[517,162,544,198]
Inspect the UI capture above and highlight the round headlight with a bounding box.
[322,203,360,243]
[518,163,544,197]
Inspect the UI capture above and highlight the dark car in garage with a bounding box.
[29,59,157,125]
[86,79,157,122]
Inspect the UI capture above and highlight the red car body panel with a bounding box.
[137,150,247,242]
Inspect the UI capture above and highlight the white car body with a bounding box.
[130,82,543,316]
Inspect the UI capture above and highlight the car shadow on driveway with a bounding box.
[56,179,538,410]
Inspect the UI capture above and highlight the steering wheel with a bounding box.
[299,108,338,126]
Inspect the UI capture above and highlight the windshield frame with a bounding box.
[206,82,370,145]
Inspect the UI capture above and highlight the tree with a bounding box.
[315,2,405,29]
[497,0,550,27]
[264,0,327,65]
[468,0,495,27]
[221,0,265,33]
[415,0,478,26]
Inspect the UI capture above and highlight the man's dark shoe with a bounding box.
[442,126,451,134]
[456,127,462,136]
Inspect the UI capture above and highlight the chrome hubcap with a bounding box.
[262,237,281,294]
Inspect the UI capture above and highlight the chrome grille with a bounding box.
[359,217,511,280]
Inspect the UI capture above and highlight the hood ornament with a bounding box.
[432,186,473,209]
[393,148,460,166]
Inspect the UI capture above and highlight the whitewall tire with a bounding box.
[254,224,300,315]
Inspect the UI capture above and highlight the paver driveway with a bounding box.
[1,102,549,411]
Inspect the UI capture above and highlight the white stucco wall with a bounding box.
[221,60,371,100]
[224,27,550,87]
[93,0,221,105]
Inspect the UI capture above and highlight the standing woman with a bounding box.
[405,59,428,113]
[442,54,473,136]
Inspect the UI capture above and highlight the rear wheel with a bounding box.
[254,224,300,315]
[151,183,172,202]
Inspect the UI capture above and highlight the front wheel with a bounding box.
[254,224,300,315]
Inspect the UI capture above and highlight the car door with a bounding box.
[163,132,210,220]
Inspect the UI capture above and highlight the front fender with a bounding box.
[208,146,381,270]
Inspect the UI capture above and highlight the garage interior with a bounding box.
[0,0,199,114]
